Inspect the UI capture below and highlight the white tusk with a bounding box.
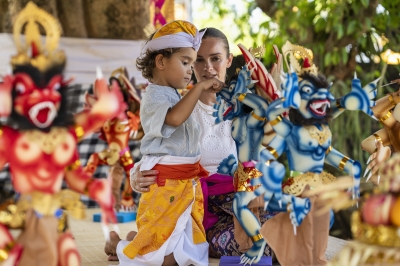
[101,223,110,242]
[366,155,372,165]
[366,171,373,182]
[96,66,103,79]
[363,167,370,178]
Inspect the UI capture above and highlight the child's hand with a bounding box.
[200,78,225,93]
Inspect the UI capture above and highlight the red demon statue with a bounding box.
[0,2,126,265]
[84,67,141,210]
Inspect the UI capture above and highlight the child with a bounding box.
[114,20,224,266]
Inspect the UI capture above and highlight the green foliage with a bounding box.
[201,0,400,169]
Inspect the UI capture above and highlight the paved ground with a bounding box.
[11,208,348,265]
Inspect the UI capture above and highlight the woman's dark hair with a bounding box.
[136,32,180,82]
[199,27,230,58]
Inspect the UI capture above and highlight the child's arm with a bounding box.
[165,78,224,127]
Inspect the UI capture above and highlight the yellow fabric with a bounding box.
[153,20,197,39]
[122,177,206,259]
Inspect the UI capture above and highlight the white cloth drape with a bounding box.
[0,33,147,85]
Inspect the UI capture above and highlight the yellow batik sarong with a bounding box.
[123,177,206,258]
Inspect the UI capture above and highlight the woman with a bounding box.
[105,27,275,261]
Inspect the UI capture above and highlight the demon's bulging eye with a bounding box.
[15,82,25,94]
[302,86,312,94]
[53,82,60,90]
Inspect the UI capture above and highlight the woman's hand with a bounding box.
[130,170,158,192]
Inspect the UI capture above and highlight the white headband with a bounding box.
[140,29,207,57]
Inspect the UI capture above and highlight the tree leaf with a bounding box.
[360,0,370,8]
[346,20,357,35]
[324,52,331,66]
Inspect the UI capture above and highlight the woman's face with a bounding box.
[194,37,233,83]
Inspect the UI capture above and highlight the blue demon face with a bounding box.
[298,80,334,119]
[218,65,255,118]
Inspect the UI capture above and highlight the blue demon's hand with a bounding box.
[213,96,231,124]
[352,175,361,200]
[217,154,237,176]
[342,77,379,116]
[350,160,361,200]
[287,195,311,226]
[252,160,286,207]
[281,71,301,109]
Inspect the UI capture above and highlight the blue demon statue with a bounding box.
[213,44,311,265]
[249,41,378,266]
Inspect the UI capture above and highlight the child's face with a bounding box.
[162,48,196,89]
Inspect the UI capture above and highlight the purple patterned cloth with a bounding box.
[205,190,277,258]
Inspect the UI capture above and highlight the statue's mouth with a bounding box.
[223,105,233,117]
[309,99,330,116]
[28,101,57,128]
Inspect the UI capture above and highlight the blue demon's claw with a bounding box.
[342,77,379,116]
[287,195,311,227]
[217,154,237,176]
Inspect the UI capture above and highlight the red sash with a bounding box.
[152,161,209,186]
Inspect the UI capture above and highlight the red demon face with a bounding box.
[13,73,62,128]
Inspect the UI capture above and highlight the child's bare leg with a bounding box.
[162,253,177,266]
[104,231,121,261]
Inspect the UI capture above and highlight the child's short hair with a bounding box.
[136,20,206,83]
[136,33,181,82]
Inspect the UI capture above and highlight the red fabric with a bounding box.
[152,161,209,186]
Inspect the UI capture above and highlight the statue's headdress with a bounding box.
[281,40,318,76]
[11,1,65,72]
[110,67,141,104]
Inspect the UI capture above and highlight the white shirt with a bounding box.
[192,100,237,174]
[140,84,201,157]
